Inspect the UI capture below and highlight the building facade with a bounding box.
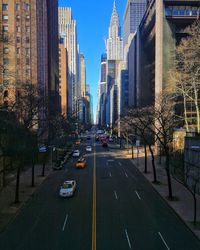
[58,7,78,116]
[0,0,38,106]
[59,40,68,117]
[106,1,123,60]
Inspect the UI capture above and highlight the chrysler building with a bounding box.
[106,0,123,60]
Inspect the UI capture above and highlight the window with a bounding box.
[16,48,20,54]
[26,68,30,76]
[25,26,30,32]
[3,90,8,98]
[2,4,8,11]
[25,37,30,43]
[16,15,20,21]
[3,58,9,65]
[3,15,8,21]
[25,48,30,55]
[3,69,9,76]
[3,26,8,32]
[16,4,20,11]
[16,37,20,43]
[16,26,21,32]
[3,48,9,54]
[26,58,30,65]
[3,80,9,86]
[26,15,30,21]
[25,3,30,11]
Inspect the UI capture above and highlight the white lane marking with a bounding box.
[109,172,112,177]
[118,162,122,166]
[62,214,69,231]
[135,191,141,200]
[114,191,118,200]
[125,229,132,249]
[125,172,128,178]
[158,232,170,250]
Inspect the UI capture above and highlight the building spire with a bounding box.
[110,0,119,27]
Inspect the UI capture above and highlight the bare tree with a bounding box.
[169,20,200,133]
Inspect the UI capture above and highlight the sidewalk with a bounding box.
[0,163,52,232]
[121,147,200,239]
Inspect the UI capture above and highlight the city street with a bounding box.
[1,138,200,250]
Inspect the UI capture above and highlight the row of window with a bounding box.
[2,15,31,21]
[3,58,31,65]
[3,47,30,55]
[165,6,199,17]
[2,25,30,32]
[2,3,30,11]
[3,68,31,76]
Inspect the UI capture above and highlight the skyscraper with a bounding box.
[123,0,147,47]
[58,7,78,116]
[46,0,60,116]
[0,0,38,105]
[106,0,123,60]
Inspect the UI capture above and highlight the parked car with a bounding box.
[102,142,108,147]
[86,145,92,152]
[75,157,86,169]
[59,180,76,197]
[53,160,63,170]
[72,150,80,157]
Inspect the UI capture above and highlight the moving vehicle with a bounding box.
[59,180,76,197]
[74,139,81,145]
[75,157,86,168]
[72,150,80,157]
[86,145,92,152]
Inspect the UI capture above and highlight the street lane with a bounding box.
[1,139,200,250]
[0,140,93,250]
[96,143,200,250]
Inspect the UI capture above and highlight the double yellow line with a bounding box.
[92,143,96,250]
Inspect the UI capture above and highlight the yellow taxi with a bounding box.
[75,157,86,169]
[74,139,81,145]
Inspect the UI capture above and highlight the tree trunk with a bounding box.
[3,156,6,187]
[31,158,35,187]
[149,145,157,183]
[165,153,173,199]
[15,166,20,204]
[42,162,45,177]
[183,92,189,132]
[144,144,147,173]
[193,189,197,225]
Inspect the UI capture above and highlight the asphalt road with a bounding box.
[1,137,200,250]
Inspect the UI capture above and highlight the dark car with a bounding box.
[102,142,108,147]
[52,160,63,170]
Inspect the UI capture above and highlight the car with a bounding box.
[102,141,108,147]
[109,137,114,142]
[59,180,76,197]
[53,160,63,170]
[75,157,86,168]
[72,150,80,157]
[86,145,92,152]
[74,139,81,145]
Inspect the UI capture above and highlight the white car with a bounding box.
[72,150,80,157]
[86,145,92,152]
[59,180,76,197]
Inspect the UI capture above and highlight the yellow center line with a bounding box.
[92,142,96,250]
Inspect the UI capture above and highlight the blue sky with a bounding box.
[58,0,126,121]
